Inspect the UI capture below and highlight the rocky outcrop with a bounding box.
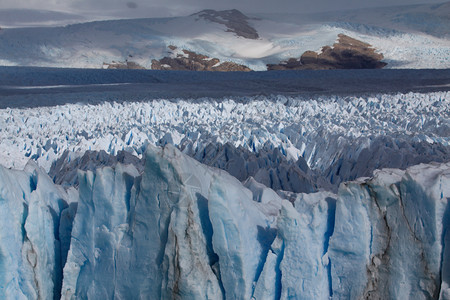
[210,61,253,72]
[193,9,259,39]
[103,60,145,69]
[151,46,252,72]
[268,34,387,70]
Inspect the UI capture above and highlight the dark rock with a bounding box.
[193,9,259,39]
[151,47,252,72]
[300,51,319,65]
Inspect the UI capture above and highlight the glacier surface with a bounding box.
[0,68,449,298]
[0,144,448,299]
[1,90,448,193]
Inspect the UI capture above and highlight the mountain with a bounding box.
[302,2,450,38]
[0,4,449,70]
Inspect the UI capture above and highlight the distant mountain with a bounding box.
[0,5,448,70]
[260,1,450,38]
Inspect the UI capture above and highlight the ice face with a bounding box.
[58,151,450,300]
[329,163,450,299]
[60,144,281,299]
[60,163,140,299]
[0,161,75,299]
[0,145,448,299]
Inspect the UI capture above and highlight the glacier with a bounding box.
[0,68,449,298]
[0,3,449,298]
[0,144,449,299]
[2,90,449,187]
[0,161,77,299]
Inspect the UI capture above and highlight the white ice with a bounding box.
[1,92,448,176]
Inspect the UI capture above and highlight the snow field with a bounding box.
[0,10,449,70]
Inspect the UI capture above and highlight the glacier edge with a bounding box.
[0,145,448,299]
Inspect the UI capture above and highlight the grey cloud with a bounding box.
[126,2,138,9]
[0,0,446,17]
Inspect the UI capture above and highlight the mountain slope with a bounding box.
[0,4,448,70]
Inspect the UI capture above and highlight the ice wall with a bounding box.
[60,144,281,299]
[329,163,450,299]
[0,161,76,299]
[0,145,448,299]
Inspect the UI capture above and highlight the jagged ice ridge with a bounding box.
[1,92,449,190]
[0,144,448,299]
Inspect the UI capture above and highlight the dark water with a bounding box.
[0,67,449,108]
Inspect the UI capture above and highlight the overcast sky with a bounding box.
[0,0,446,18]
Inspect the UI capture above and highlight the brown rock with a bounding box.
[268,34,387,70]
[152,46,252,72]
[104,60,145,69]
[300,51,319,65]
[212,61,252,72]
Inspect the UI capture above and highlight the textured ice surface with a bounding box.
[0,145,448,299]
[262,193,336,300]
[0,161,76,299]
[2,91,448,191]
[0,67,449,298]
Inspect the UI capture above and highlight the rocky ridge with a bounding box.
[102,60,145,69]
[268,34,387,70]
[151,46,251,71]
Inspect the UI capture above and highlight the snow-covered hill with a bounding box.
[0,3,449,69]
